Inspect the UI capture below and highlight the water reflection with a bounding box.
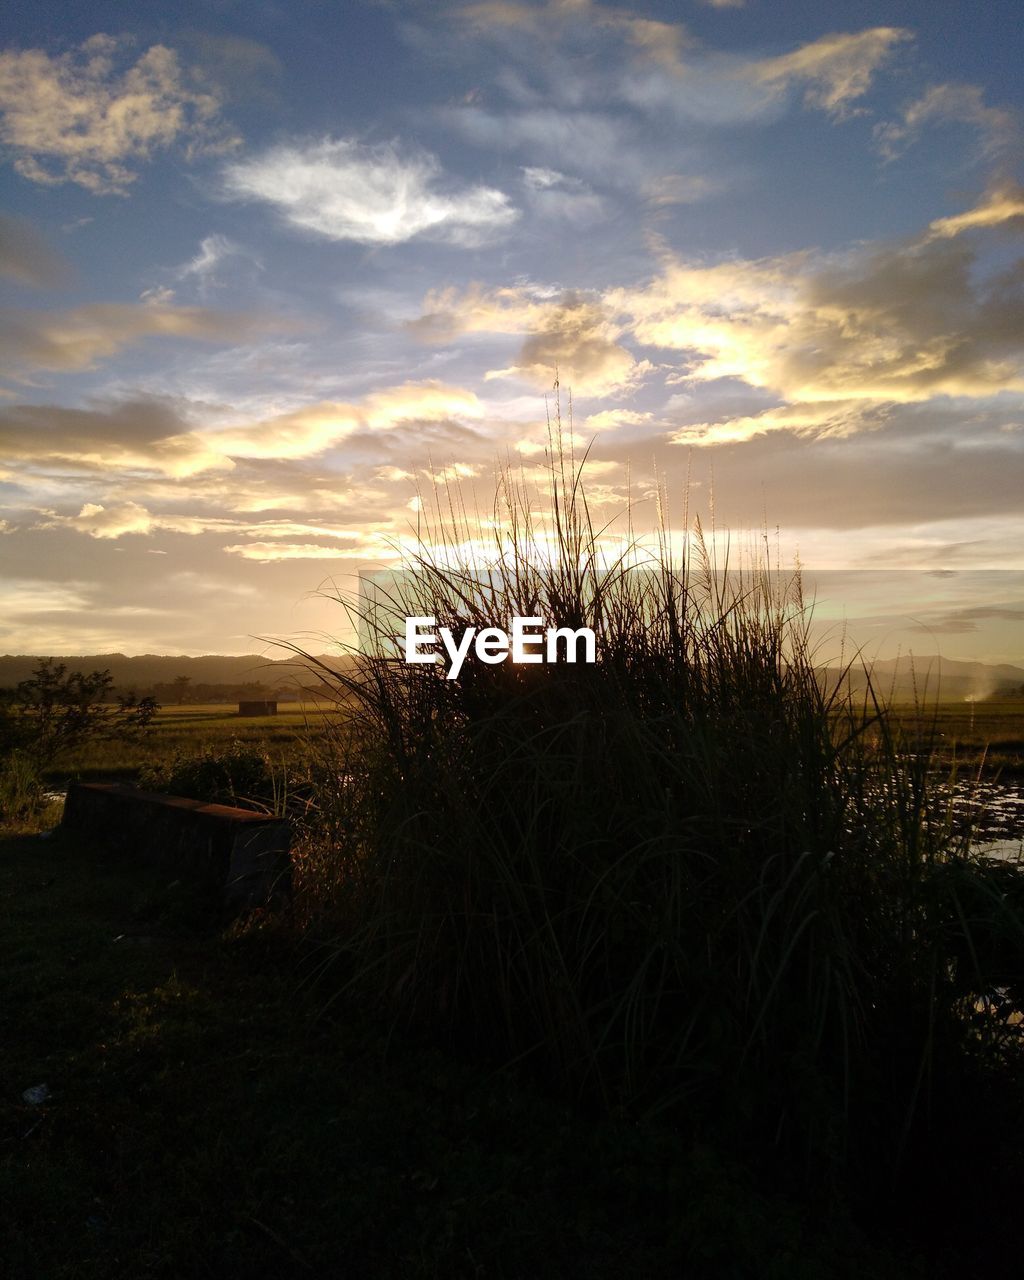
[949,777,1024,862]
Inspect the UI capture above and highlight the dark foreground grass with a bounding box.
[278,438,1024,1278]
[0,826,921,1280]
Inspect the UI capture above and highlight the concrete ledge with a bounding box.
[62,782,291,916]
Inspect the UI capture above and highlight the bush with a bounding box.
[295,429,1024,1188]
[0,660,159,824]
[0,748,45,822]
[139,741,279,810]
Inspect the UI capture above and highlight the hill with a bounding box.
[0,651,350,694]
[826,654,1024,701]
[2,651,1021,703]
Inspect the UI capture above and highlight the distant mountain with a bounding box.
[2,650,1020,702]
[824,655,1024,700]
[0,651,350,692]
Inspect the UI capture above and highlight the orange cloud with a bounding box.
[608,186,1024,438]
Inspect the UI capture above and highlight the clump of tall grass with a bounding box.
[0,748,45,823]
[296,409,1024,1183]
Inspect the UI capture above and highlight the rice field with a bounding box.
[41,693,1024,786]
[43,700,345,782]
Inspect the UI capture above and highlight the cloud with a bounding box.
[747,27,911,118]
[443,106,645,183]
[0,400,232,477]
[642,174,721,207]
[34,502,381,546]
[583,408,653,432]
[223,137,518,246]
[593,406,1024,534]
[51,500,158,539]
[444,8,906,127]
[903,604,1024,635]
[408,281,562,345]
[0,299,282,376]
[210,381,483,460]
[511,294,649,395]
[669,402,894,447]
[0,214,70,287]
[410,285,648,396]
[0,382,484,496]
[457,2,544,30]
[603,185,1024,438]
[165,233,258,301]
[458,0,695,61]
[521,166,605,223]
[924,183,1024,240]
[875,83,1019,162]
[177,233,244,281]
[0,34,236,194]
[222,541,352,562]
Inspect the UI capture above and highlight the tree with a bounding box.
[0,659,159,771]
[172,674,192,705]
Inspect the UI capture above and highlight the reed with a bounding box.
[292,407,1023,1183]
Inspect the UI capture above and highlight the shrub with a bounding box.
[0,748,45,822]
[295,422,1024,1185]
[0,660,159,824]
[139,741,278,810]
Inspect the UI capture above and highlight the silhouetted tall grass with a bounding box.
[292,415,1024,1188]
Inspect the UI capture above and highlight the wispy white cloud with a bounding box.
[223,137,519,246]
[445,5,908,126]
[444,106,646,183]
[0,34,237,194]
[177,234,245,281]
[520,166,605,223]
[875,83,1019,162]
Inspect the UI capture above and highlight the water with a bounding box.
[949,777,1024,862]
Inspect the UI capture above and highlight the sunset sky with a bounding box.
[1,0,1022,663]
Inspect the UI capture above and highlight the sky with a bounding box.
[1,0,1022,664]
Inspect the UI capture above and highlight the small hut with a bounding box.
[238,699,278,717]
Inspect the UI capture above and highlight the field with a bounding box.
[41,695,1024,787]
[45,702,344,783]
[902,698,1024,772]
